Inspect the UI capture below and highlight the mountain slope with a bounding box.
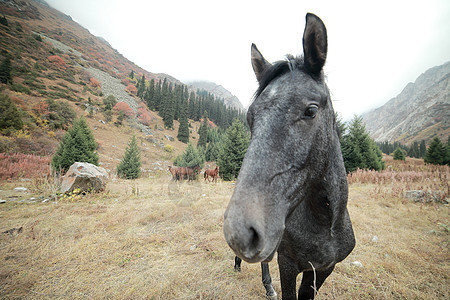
[0,0,203,163]
[362,61,450,144]
[187,81,244,111]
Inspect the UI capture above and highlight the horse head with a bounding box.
[224,13,344,263]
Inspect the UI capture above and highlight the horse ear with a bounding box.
[251,43,271,83]
[302,13,328,76]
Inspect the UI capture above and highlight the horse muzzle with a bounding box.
[223,198,285,263]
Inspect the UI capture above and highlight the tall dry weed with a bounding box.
[347,157,449,202]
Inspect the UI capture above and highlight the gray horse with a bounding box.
[224,13,355,300]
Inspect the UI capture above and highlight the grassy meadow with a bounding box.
[0,157,448,299]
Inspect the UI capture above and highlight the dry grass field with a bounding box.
[0,160,448,299]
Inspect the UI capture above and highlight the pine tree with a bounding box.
[177,105,189,143]
[393,147,406,160]
[0,56,12,84]
[0,16,8,27]
[424,137,446,165]
[0,93,23,132]
[445,136,450,165]
[117,135,141,179]
[341,115,384,173]
[205,141,221,162]
[197,113,208,148]
[410,141,420,158]
[137,74,145,98]
[419,140,427,158]
[174,142,204,167]
[217,119,250,181]
[51,117,98,174]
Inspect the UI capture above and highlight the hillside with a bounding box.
[0,0,245,171]
[187,80,245,111]
[362,61,450,144]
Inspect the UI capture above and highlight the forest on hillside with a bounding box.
[132,72,246,131]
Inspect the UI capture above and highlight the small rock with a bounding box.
[350,261,363,268]
[372,235,379,242]
[42,199,50,203]
[190,245,197,251]
[0,200,6,204]
[14,187,28,192]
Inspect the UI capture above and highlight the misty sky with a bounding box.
[44,0,450,120]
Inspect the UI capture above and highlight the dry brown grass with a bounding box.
[0,167,449,299]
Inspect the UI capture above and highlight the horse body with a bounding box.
[176,166,201,181]
[168,166,178,180]
[204,166,219,183]
[223,13,355,299]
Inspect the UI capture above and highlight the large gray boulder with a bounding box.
[61,162,108,194]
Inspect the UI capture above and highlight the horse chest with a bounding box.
[279,203,338,270]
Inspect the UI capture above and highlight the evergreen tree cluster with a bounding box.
[377,140,426,158]
[134,75,246,132]
[340,116,384,173]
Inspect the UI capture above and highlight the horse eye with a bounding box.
[302,105,318,119]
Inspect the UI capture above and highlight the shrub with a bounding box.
[47,55,67,69]
[393,147,406,160]
[0,153,51,180]
[164,144,173,153]
[45,99,76,130]
[103,95,117,111]
[137,105,152,126]
[125,84,137,95]
[10,83,31,94]
[0,93,23,132]
[113,102,134,118]
[89,77,101,88]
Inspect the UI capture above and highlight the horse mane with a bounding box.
[252,55,324,103]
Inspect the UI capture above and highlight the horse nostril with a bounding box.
[249,226,261,249]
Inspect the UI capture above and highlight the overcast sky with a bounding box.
[45,0,450,120]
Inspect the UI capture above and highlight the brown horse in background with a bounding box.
[176,166,201,181]
[168,166,178,180]
[204,166,219,183]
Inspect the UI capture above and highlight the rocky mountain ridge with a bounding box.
[362,61,450,144]
[187,81,244,111]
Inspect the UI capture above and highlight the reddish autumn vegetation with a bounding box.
[0,153,51,180]
[47,55,67,68]
[113,102,135,118]
[125,84,137,95]
[89,77,101,88]
[138,109,152,126]
[32,100,49,117]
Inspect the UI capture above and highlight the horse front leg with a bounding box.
[278,256,298,300]
[234,256,242,272]
[261,263,277,300]
[298,265,334,300]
